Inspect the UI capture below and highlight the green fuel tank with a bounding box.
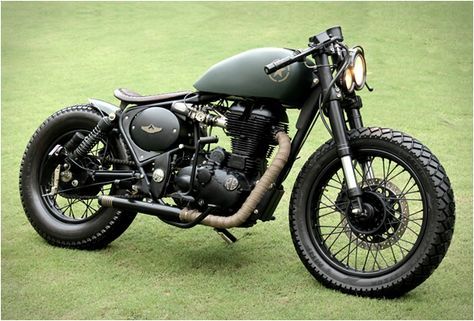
[193,48,314,106]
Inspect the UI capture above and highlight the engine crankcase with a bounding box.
[175,164,251,212]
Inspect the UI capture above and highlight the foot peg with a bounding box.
[215,228,237,244]
[170,192,195,203]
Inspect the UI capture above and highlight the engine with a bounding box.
[174,101,288,212]
[228,102,289,175]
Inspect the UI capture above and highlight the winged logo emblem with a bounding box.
[141,124,163,134]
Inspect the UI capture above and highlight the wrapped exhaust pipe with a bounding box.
[179,131,291,228]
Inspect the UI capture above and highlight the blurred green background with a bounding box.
[2,2,472,319]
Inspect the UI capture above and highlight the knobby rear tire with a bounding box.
[19,105,136,250]
[289,127,455,297]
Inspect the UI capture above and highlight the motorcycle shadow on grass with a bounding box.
[105,232,423,300]
[30,224,424,300]
[98,226,264,276]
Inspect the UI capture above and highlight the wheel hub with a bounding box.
[57,156,104,197]
[340,178,409,250]
[347,191,387,234]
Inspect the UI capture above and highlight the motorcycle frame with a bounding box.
[87,38,366,225]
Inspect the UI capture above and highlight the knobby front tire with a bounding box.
[289,127,455,297]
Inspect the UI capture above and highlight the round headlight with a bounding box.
[352,53,366,90]
[342,69,354,92]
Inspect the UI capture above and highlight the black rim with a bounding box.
[307,148,427,277]
[39,130,115,224]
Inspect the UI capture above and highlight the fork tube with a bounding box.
[316,53,363,201]
[327,101,359,193]
[348,108,363,129]
[346,98,375,181]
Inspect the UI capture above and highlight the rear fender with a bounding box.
[88,98,120,116]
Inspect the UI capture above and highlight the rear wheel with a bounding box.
[19,105,137,249]
[290,127,455,297]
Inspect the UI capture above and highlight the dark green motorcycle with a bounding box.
[19,26,455,297]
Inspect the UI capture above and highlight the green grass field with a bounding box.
[2,2,472,319]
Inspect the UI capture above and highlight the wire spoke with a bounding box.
[321,193,346,214]
[338,234,359,265]
[331,236,357,257]
[389,242,398,264]
[399,238,416,246]
[378,249,390,267]
[372,164,405,191]
[327,226,346,251]
[334,171,344,185]
[316,224,347,228]
[317,210,341,219]
[319,228,352,237]
[329,177,343,188]
[353,158,374,189]
[322,218,346,243]
[318,201,347,211]
[58,202,71,212]
[409,219,423,228]
[326,183,343,190]
[354,237,359,270]
[362,244,371,271]
[387,211,421,237]
[370,248,381,271]
[398,177,414,198]
[397,242,411,253]
[70,203,76,219]
[79,198,96,218]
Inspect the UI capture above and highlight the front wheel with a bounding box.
[290,127,455,297]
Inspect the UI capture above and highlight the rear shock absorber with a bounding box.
[70,113,117,160]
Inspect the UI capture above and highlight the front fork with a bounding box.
[346,95,375,182]
[327,100,365,215]
[316,53,368,216]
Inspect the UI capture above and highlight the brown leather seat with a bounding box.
[114,88,191,105]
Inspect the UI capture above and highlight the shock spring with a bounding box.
[72,116,114,159]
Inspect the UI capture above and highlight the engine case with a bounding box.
[175,162,251,211]
[129,107,181,152]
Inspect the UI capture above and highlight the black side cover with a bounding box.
[130,107,181,152]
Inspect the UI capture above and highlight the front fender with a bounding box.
[88,98,120,116]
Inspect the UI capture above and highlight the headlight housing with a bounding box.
[340,47,366,92]
[342,68,354,92]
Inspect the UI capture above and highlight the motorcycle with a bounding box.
[19,26,455,297]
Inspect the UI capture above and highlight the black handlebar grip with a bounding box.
[264,62,278,74]
[264,56,293,74]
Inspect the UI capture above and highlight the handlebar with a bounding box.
[264,26,343,75]
[264,56,294,74]
[263,40,332,75]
